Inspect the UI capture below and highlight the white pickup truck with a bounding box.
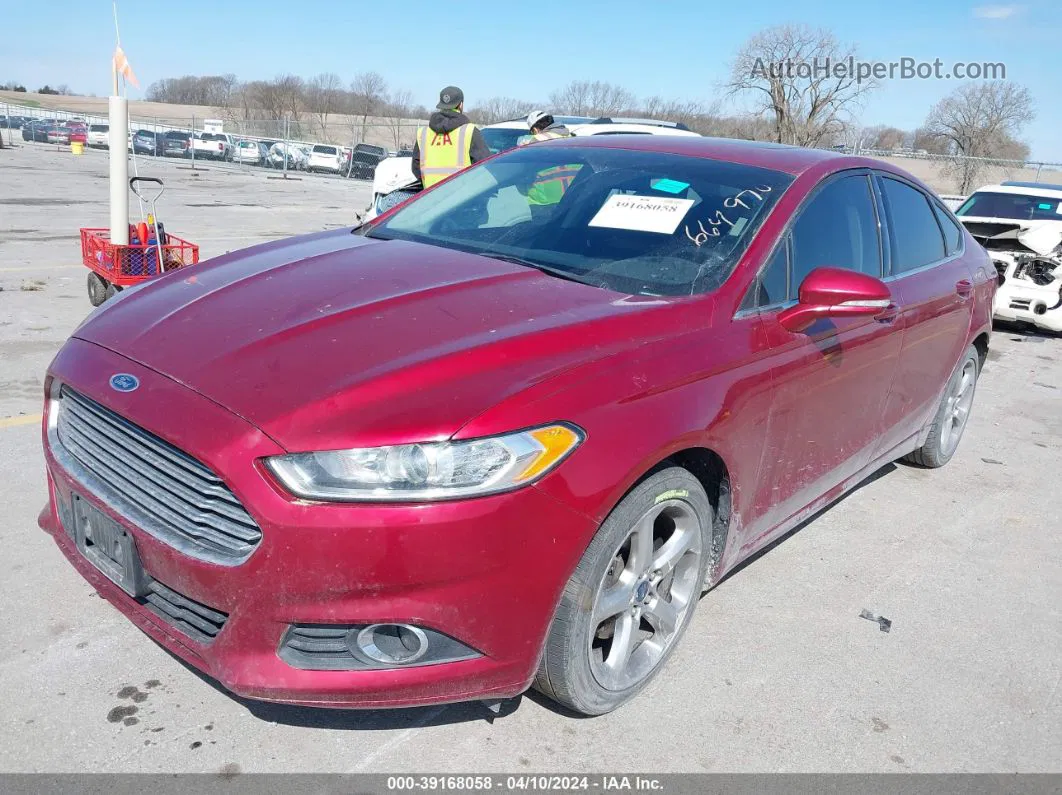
[192,131,234,161]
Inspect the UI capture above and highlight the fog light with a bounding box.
[349,624,429,665]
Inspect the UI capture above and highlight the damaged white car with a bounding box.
[956,181,1062,333]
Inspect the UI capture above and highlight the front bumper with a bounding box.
[992,255,1062,333]
[39,338,598,707]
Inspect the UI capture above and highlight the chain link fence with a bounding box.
[1,101,423,182]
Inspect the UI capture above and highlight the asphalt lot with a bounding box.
[0,142,1060,775]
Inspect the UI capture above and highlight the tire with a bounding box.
[904,344,980,468]
[103,282,119,302]
[534,467,712,715]
[87,272,108,306]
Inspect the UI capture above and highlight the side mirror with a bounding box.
[778,267,892,333]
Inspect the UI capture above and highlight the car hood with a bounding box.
[74,229,666,450]
[959,214,1062,257]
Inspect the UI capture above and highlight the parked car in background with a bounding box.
[46,124,71,145]
[39,137,994,717]
[87,124,109,148]
[163,131,192,157]
[65,122,88,145]
[22,120,39,141]
[132,129,163,156]
[267,142,306,170]
[0,115,29,129]
[308,144,343,174]
[193,131,234,160]
[233,140,269,165]
[956,181,1062,334]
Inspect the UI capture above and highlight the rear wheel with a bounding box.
[904,344,980,468]
[87,272,108,306]
[534,467,712,715]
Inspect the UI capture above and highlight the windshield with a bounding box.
[956,191,1062,221]
[313,145,337,154]
[369,146,792,296]
[480,127,528,154]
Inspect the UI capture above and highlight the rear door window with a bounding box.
[932,202,963,256]
[878,177,946,273]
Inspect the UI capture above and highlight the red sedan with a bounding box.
[38,136,995,715]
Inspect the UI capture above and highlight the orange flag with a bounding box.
[113,45,139,89]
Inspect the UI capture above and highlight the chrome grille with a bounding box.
[54,386,261,564]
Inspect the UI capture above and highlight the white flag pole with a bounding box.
[109,1,129,245]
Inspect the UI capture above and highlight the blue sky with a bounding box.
[6,0,1060,159]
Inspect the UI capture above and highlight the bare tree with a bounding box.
[306,72,344,138]
[467,96,537,126]
[923,81,1035,193]
[549,80,636,117]
[727,24,877,147]
[911,126,951,155]
[384,89,415,150]
[860,124,907,151]
[350,71,387,145]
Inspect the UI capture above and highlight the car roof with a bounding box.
[570,123,701,138]
[974,182,1062,200]
[537,135,881,177]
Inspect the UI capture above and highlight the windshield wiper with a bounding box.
[482,253,590,286]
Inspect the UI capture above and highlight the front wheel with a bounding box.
[534,467,712,715]
[904,344,980,468]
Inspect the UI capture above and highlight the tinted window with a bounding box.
[956,191,1062,221]
[313,145,337,154]
[89,124,108,132]
[373,147,793,296]
[749,241,789,307]
[480,127,528,154]
[791,175,881,288]
[880,178,946,273]
[932,203,963,255]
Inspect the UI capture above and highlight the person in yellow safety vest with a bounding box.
[518,110,581,208]
[411,86,492,189]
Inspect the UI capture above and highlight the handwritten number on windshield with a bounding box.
[685,185,772,247]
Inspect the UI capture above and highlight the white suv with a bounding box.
[308,144,343,174]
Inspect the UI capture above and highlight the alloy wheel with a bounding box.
[940,358,977,457]
[588,499,703,691]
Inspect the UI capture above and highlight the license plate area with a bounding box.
[71,493,148,598]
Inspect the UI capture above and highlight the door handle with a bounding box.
[875,303,900,323]
[956,279,974,299]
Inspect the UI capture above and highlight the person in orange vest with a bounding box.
[411,86,491,188]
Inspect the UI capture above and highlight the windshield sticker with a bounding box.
[589,195,696,235]
[650,178,690,195]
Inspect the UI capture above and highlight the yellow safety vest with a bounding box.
[528,163,583,206]
[417,123,475,188]
[517,129,569,147]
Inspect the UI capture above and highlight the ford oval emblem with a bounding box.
[109,373,139,393]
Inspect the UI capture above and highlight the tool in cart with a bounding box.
[129,177,167,275]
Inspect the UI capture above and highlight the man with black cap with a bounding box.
[411,86,492,189]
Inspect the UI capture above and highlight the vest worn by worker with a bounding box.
[517,129,569,147]
[528,163,583,206]
[417,123,475,188]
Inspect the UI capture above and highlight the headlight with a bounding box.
[265,423,583,502]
